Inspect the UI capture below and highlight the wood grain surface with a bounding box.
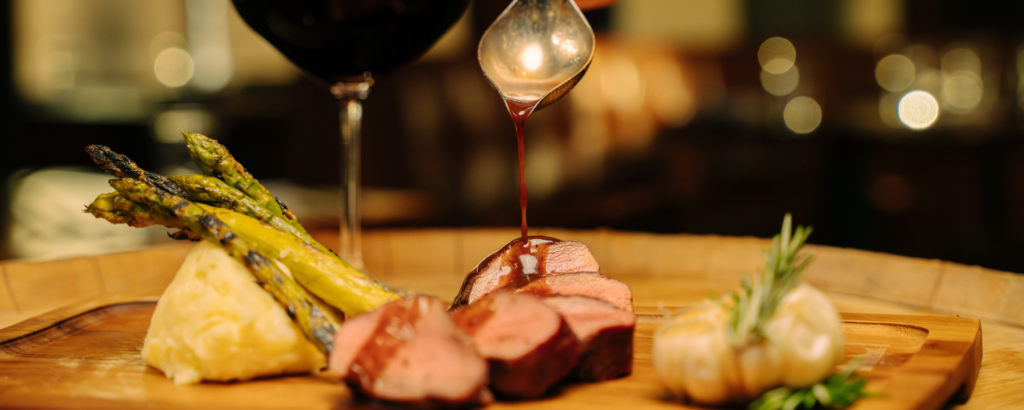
[0,228,1021,409]
[0,296,982,410]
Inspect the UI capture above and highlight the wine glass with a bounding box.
[231,0,470,271]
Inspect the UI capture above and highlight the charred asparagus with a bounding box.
[85,145,194,201]
[181,131,300,226]
[103,177,398,318]
[167,174,332,255]
[86,143,333,254]
[90,180,346,352]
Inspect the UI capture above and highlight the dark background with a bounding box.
[2,0,1024,274]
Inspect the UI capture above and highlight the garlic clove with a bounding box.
[654,303,735,404]
[682,324,733,404]
[767,282,845,387]
[736,341,783,399]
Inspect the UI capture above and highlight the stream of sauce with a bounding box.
[504,97,540,242]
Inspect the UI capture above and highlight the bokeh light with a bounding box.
[1018,78,1024,110]
[154,47,194,87]
[758,37,796,74]
[915,68,943,92]
[1017,47,1024,78]
[878,92,903,128]
[599,51,644,114]
[942,71,983,113]
[939,46,983,114]
[761,65,799,96]
[783,96,822,134]
[153,109,212,143]
[646,56,696,127]
[875,54,915,92]
[898,90,939,130]
[941,47,981,76]
[149,32,188,59]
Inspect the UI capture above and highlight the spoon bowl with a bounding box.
[478,0,595,111]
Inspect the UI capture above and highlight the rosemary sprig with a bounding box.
[722,213,814,344]
[748,360,870,410]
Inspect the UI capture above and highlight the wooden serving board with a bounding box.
[0,295,981,410]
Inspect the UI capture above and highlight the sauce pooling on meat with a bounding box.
[450,236,560,309]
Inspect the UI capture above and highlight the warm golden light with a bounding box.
[154,47,194,87]
[783,96,822,134]
[878,92,903,128]
[1019,81,1024,110]
[942,71,983,113]
[941,47,981,76]
[647,56,695,127]
[552,33,578,56]
[187,0,234,93]
[898,90,939,130]
[149,32,188,59]
[758,37,796,75]
[153,109,212,143]
[1017,47,1024,78]
[875,54,915,92]
[599,52,644,113]
[520,44,543,72]
[761,65,799,96]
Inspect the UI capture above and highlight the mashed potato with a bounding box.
[142,240,326,384]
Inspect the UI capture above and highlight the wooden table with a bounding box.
[0,228,1021,409]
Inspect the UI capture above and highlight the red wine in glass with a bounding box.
[233,0,470,84]
[232,0,470,271]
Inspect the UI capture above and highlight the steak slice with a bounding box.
[451,292,579,399]
[542,296,636,381]
[329,295,491,407]
[516,272,634,313]
[450,237,600,309]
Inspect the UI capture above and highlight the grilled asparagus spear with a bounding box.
[167,174,332,255]
[85,145,194,201]
[85,192,202,240]
[106,177,398,318]
[89,184,345,353]
[181,131,300,225]
[86,144,332,252]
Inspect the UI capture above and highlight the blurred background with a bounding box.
[1,0,1023,274]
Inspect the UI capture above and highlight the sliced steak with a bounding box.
[451,292,579,399]
[542,296,636,381]
[329,295,491,407]
[450,237,600,309]
[516,272,633,313]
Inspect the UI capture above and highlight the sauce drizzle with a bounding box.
[504,97,539,242]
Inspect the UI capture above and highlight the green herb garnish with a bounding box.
[749,360,871,410]
[719,213,814,344]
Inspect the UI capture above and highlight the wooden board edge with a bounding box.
[842,312,982,410]
[953,324,984,403]
[0,291,159,346]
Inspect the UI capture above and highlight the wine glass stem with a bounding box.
[335,85,369,273]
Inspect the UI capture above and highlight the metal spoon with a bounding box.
[478,0,595,111]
